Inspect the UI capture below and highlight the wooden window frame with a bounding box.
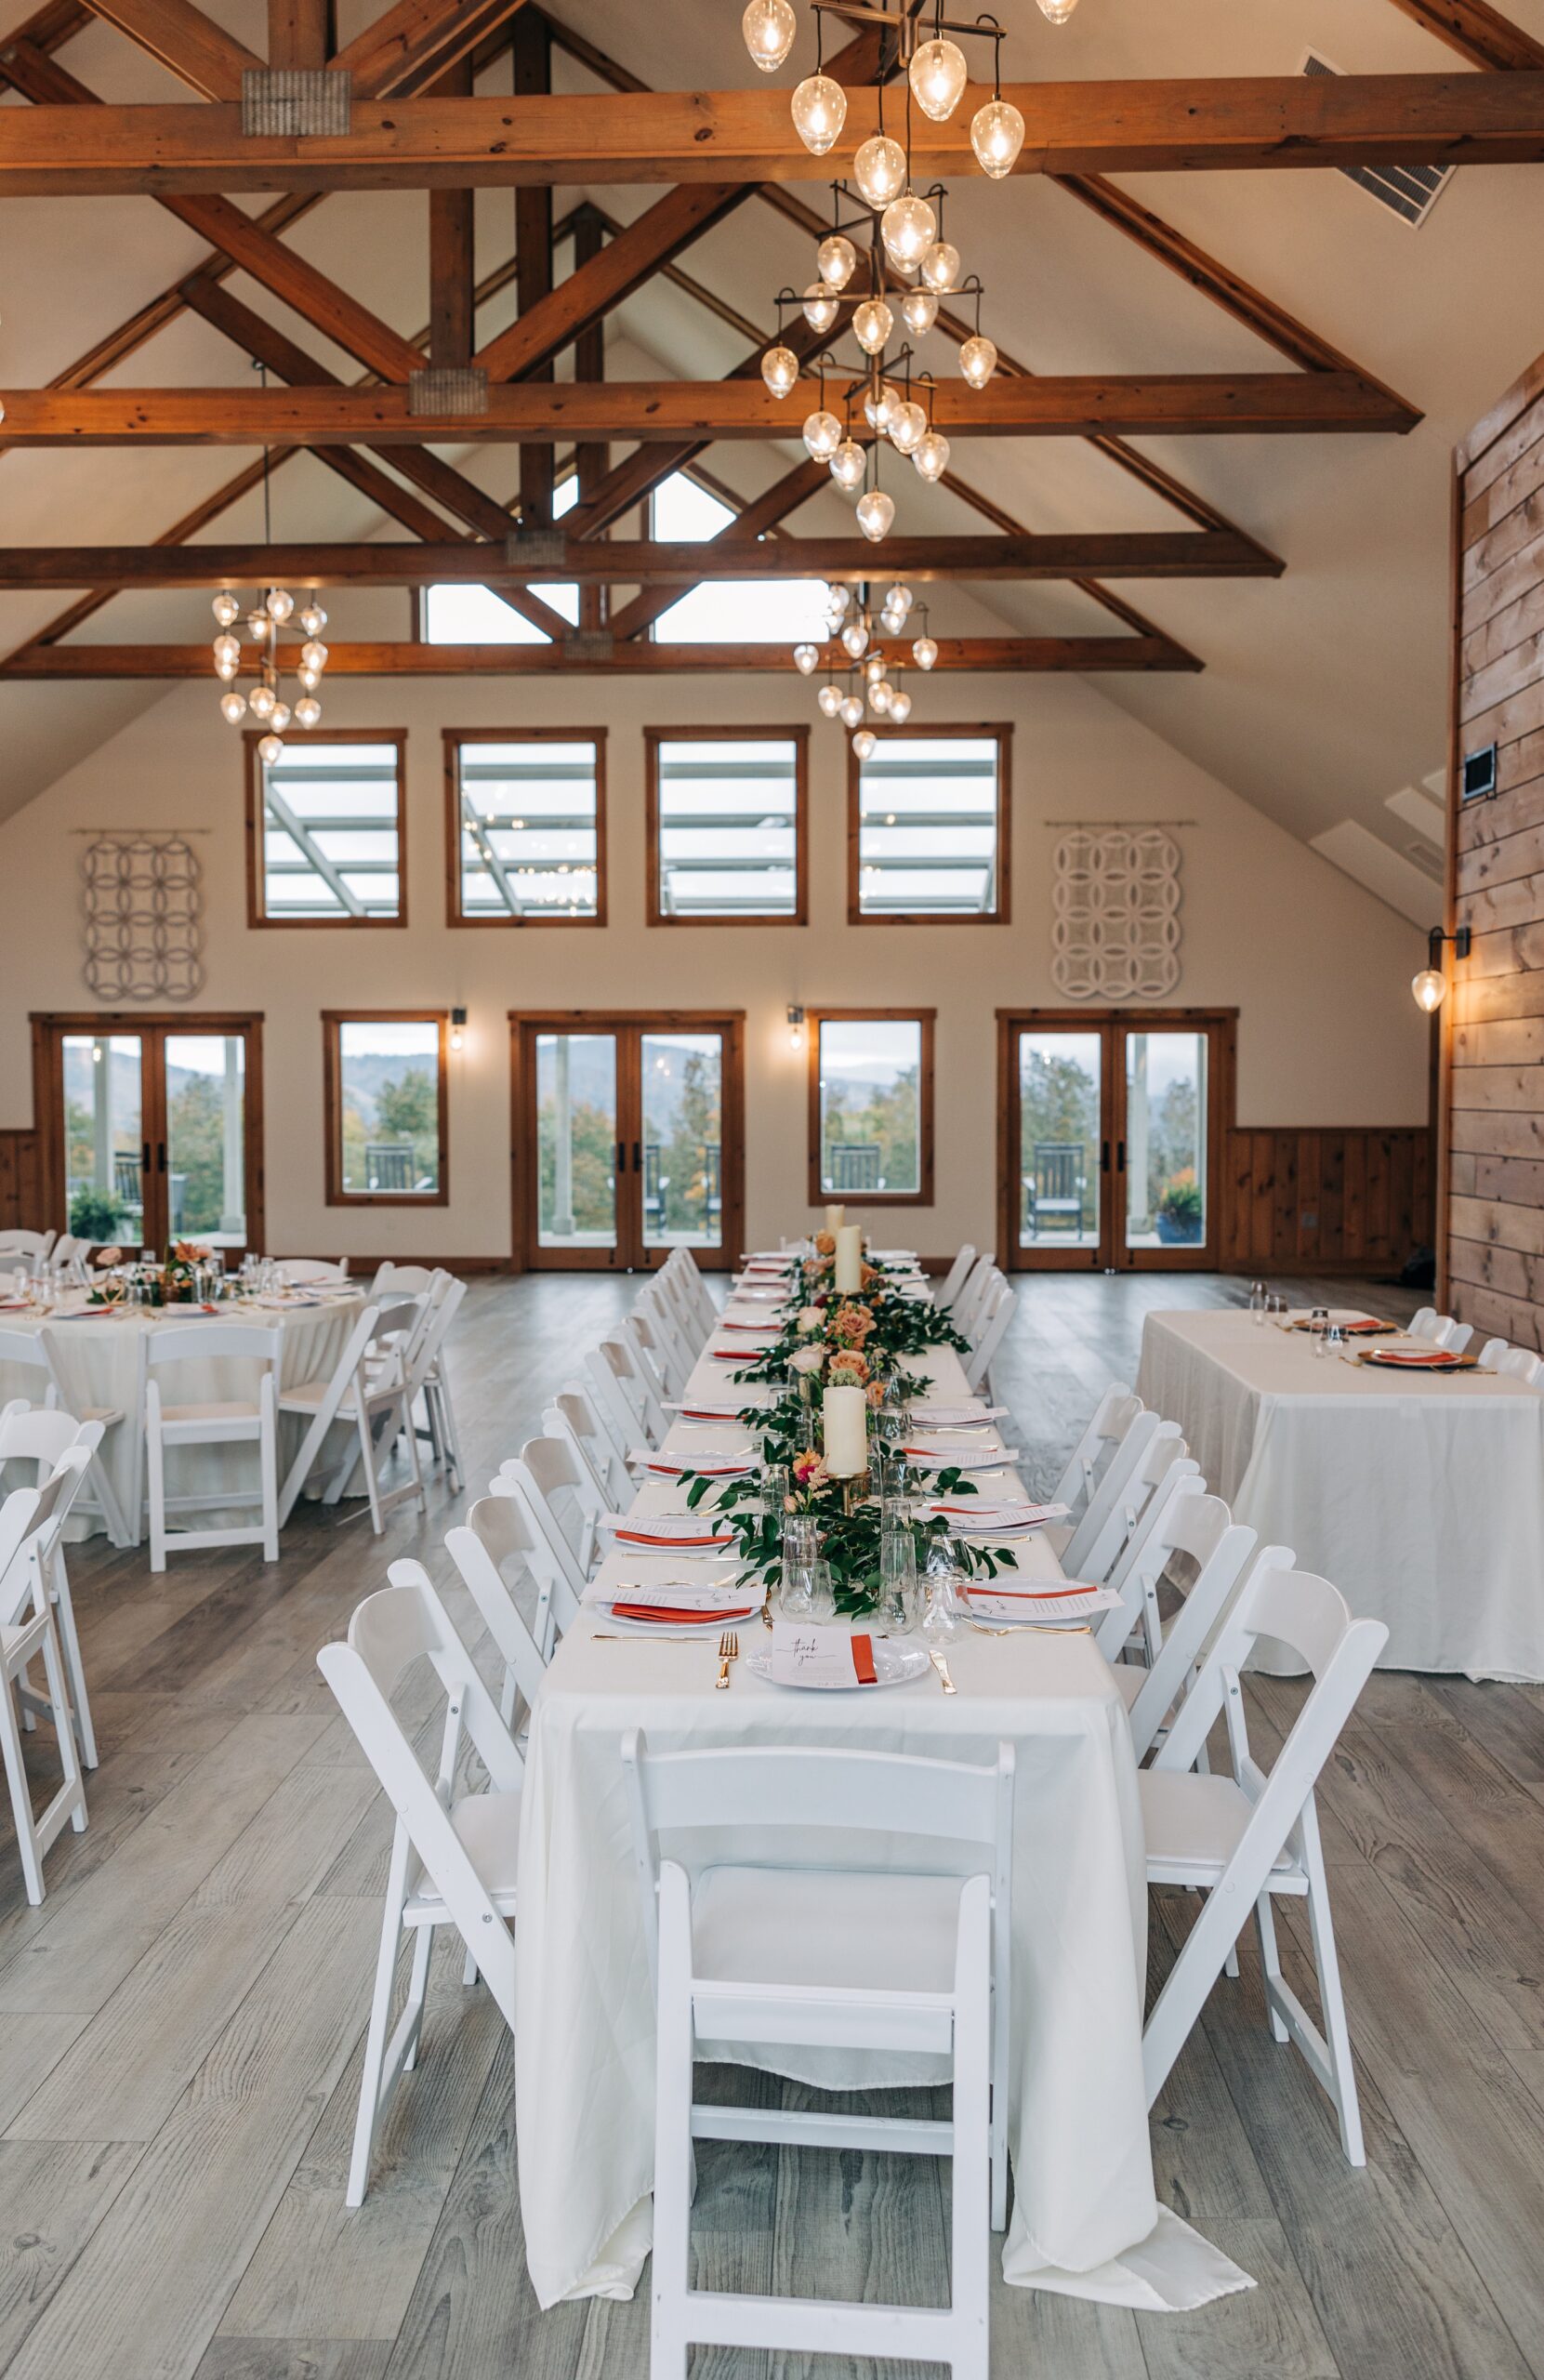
[244,727,409,931]
[807,1008,936,1210]
[442,726,609,928]
[846,721,1012,928]
[31,1011,267,1254]
[642,723,810,927]
[323,1010,449,1209]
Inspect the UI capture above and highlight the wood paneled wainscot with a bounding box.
[1447,350,1544,1351]
[1225,1128,1432,1274]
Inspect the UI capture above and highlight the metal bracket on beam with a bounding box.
[408,366,490,417]
[506,529,568,569]
[241,71,351,137]
[564,631,615,663]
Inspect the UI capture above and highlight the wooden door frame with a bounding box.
[508,1009,746,1273]
[996,1009,1235,1273]
[32,1011,266,1254]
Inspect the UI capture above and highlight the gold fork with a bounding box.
[716,1628,739,1689]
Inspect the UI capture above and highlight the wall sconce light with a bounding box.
[786,1004,805,1051]
[1411,926,1470,1014]
[450,1006,468,1051]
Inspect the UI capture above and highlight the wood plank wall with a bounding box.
[1224,1127,1432,1273]
[0,1130,42,1231]
[1448,354,1544,1352]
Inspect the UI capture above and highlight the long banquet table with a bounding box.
[512,1269,1249,2315]
[1135,1306,1544,1680]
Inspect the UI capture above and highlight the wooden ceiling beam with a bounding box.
[1382,0,1544,71]
[428,56,474,367]
[7,75,1544,193]
[268,0,331,73]
[75,0,259,99]
[606,457,832,641]
[0,634,1201,678]
[330,0,531,100]
[0,529,1280,588]
[0,376,1418,443]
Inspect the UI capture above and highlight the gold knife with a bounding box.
[928,1648,957,1695]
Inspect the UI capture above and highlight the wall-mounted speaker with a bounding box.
[1462,745,1498,802]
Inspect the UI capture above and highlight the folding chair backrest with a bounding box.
[1443,1319,1473,1355]
[1060,1408,1170,1582]
[601,1330,668,1446]
[404,1275,466,1394]
[0,1333,59,1408]
[1478,1337,1509,1368]
[369,1261,436,1300]
[145,1321,284,1374]
[281,1258,350,1284]
[655,1260,709,1354]
[0,1230,54,1262]
[1095,1459,1206,1658]
[0,1463,77,1624]
[1498,1344,1544,1383]
[633,1289,688,1398]
[623,1312,675,1412]
[623,1729,1015,1982]
[587,1342,650,1458]
[1407,1307,1440,1341]
[444,1496,553,1725]
[1050,1383,1140,1515]
[544,1388,631,1508]
[516,1431,604,1575]
[963,1276,1014,1391]
[952,1252,997,1338]
[937,1242,976,1309]
[0,1406,103,1486]
[317,1564,523,2023]
[487,1461,586,1638]
[1106,1488,1261,1760]
[664,1246,715,1330]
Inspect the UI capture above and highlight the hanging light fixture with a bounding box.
[886,583,914,621]
[889,683,913,724]
[803,404,843,459]
[839,692,864,728]
[841,617,870,658]
[920,238,961,293]
[1038,0,1080,20]
[830,437,866,492]
[826,581,851,619]
[794,642,820,675]
[817,232,858,289]
[856,486,895,543]
[853,296,893,355]
[853,134,907,210]
[908,34,968,122]
[761,341,800,398]
[959,332,998,389]
[889,398,927,455]
[970,19,1027,178]
[912,605,939,670]
[864,379,903,434]
[852,728,878,760]
[212,591,241,629]
[213,362,327,752]
[869,678,892,714]
[818,681,843,718]
[792,72,847,154]
[901,287,939,337]
[881,191,937,271]
[743,0,796,73]
[865,653,887,683]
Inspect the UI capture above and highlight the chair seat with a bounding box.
[1113,1662,1145,1711]
[158,1399,260,1425]
[402,1788,522,1925]
[691,1863,967,1997]
[80,1406,124,1427]
[1140,1771,1306,1891]
[1042,1522,1074,1558]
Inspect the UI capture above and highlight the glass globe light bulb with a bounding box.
[839,693,864,728]
[818,682,843,718]
[825,581,851,617]
[293,694,322,729]
[298,666,321,693]
[298,602,327,636]
[1038,0,1080,21]
[881,191,937,270]
[216,658,238,683]
[1411,968,1447,1013]
[246,611,271,641]
[212,592,240,628]
[248,681,276,720]
[852,133,907,210]
[265,586,295,623]
[970,96,1026,179]
[888,400,928,456]
[257,732,284,766]
[852,297,893,355]
[886,582,914,619]
[959,333,998,389]
[908,34,968,122]
[801,282,839,335]
[912,631,938,670]
[830,438,866,492]
[901,287,939,337]
[920,238,960,292]
[300,639,328,669]
[803,406,842,460]
[869,680,892,714]
[212,632,240,668]
[855,488,895,543]
[791,72,847,155]
[864,380,901,433]
[889,688,913,723]
[743,0,795,73]
[852,728,877,760]
[913,427,951,482]
[794,642,819,675]
[269,701,292,733]
[841,620,869,659]
[219,690,247,724]
[760,342,799,399]
[864,654,886,683]
[817,233,857,290]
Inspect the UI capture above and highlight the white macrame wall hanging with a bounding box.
[1049,826,1182,1000]
[80,833,205,1001]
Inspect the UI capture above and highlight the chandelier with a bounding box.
[793,583,938,756]
[211,372,328,764]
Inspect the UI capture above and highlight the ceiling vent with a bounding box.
[1301,52,1454,228]
[1404,840,1445,882]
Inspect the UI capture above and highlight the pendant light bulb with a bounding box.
[248,681,276,720]
[869,680,892,714]
[880,192,937,270]
[865,654,886,683]
[970,96,1026,179]
[920,239,960,293]
[913,427,951,482]
[886,583,914,620]
[888,687,913,723]
[791,72,847,154]
[212,632,240,672]
[912,631,938,670]
[864,380,902,433]
[817,233,857,290]
[908,34,968,122]
[825,582,851,618]
[818,682,843,718]
[269,701,292,733]
[839,693,864,728]
[852,728,877,760]
[760,342,799,399]
[293,694,322,729]
[801,282,839,335]
[852,297,893,355]
[803,406,842,460]
[743,0,795,73]
[265,586,295,623]
[841,619,869,658]
[852,133,907,210]
[830,438,866,492]
[246,611,271,642]
[855,488,895,543]
[888,401,927,455]
[959,333,998,389]
[299,639,328,670]
[1038,0,1080,20]
[901,288,939,337]
[212,591,240,628]
[219,690,247,724]
[794,642,820,675]
[257,733,284,766]
[298,602,327,636]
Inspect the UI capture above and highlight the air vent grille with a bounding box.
[1405,840,1445,882]
[1303,53,1453,228]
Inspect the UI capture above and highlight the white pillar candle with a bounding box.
[825,1203,846,1234]
[823,1382,867,1476]
[834,1223,863,1293]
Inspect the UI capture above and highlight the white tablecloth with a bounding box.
[1136,1308,1544,1680]
[514,1299,1251,2315]
[0,1293,365,1533]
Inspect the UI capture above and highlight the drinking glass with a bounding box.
[803,1559,837,1622]
[11,1265,27,1302]
[878,1530,919,1633]
[779,1514,820,1615]
[922,1544,966,1644]
[1321,1324,1345,1362]
[1265,1292,1286,1324]
[1248,1279,1267,1326]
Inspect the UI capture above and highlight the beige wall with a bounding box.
[0,666,1429,1259]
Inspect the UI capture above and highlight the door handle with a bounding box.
[614,1141,625,1177]
[1116,1141,1126,1173]
[156,1141,166,1174]
[1101,1141,1110,1174]
[632,1141,641,1171]
[141,1140,151,1177]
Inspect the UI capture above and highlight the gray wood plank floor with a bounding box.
[6,1269,1544,2380]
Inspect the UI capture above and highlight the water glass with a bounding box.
[1248,1279,1267,1326]
[878,1530,919,1634]
[921,1544,966,1644]
[11,1265,27,1302]
[1265,1292,1286,1324]
[1322,1324,1345,1362]
[760,1461,789,1523]
[802,1559,837,1622]
[1309,1305,1330,1347]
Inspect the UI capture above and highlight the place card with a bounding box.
[771,1622,877,1687]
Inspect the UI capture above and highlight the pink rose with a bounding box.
[790,1343,825,1375]
[798,1304,824,1333]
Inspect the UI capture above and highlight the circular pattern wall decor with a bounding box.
[80,833,205,1001]
[1049,826,1182,1000]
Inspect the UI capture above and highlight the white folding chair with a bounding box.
[36,1325,135,1547]
[656,1257,711,1355]
[416,1275,467,1489]
[936,1242,977,1311]
[544,1384,632,1509]
[317,1561,523,2206]
[0,1231,56,1263]
[487,1463,587,1654]
[625,1731,1014,2377]
[445,1495,556,1729]
[368,1261,437,1300]
[1058,1408,1172,1583]
[1406,1307,1441,1342]
[504,1431,606,1581]
[571,1362,634,1476]
[0,1468,89,1903]
[962,1274,1015,1395]
[1048,1383,1141,1527]
[1142,1558,1387,2162]
[1093,1477,1259,1761]
[951,1252,997,1340]
[636,1285,693,1399]
[1498,1344,1544,1383]
[279,1302,427,1533]
[666,1248,718,1342]
[597,1332,669,1449]
[625,1311,679,1415]
[0,1407,103,1765]
[142,1322,283,1570]
[1442,1319,1473,1355]
[278,1258,350,1285]
[1477,1336,1508,1368]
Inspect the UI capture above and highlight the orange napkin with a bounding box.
[613,1527,736,1550]
[611,1602,754,1625]
[851,1633,878,1685]
[964,1580,1092,1603]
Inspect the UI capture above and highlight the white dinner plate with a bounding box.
[745,1639,931,1690]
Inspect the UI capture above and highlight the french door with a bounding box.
[511,1012,745,1271]
[34,1013,265,1256]
[998,1010,1233,1272]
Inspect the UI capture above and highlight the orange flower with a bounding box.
[828,1351,870,1386]
[813,1230,836,1256]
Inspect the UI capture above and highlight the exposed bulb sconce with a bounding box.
[786,1003,806,1051]
[451,1005,468,1051]
[1411,925,1470,1013]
